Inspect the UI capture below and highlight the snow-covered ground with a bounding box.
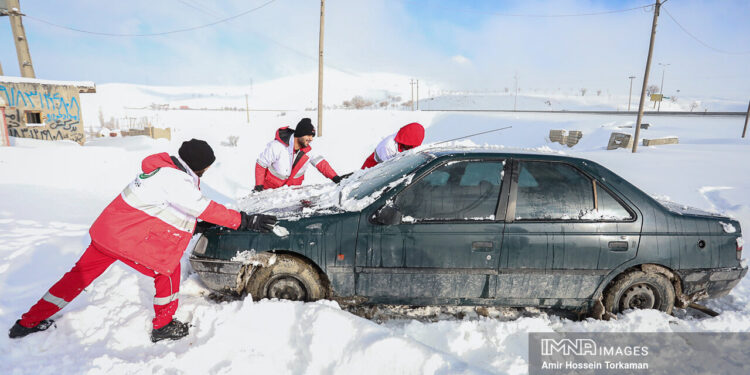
[1,83,749,374]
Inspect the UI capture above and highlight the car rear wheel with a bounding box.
[245,254,327,302]
[603,270,675,315]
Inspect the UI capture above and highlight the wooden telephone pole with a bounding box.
[416,79,419,110]
[628,75,636,111]
[316,0,325,137]
[1,0,35,78]
[632,0,662,153]
[743,99,749,138]
[409,79,415,111]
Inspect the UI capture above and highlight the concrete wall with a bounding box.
[121,126,172,140]
[0,80,88,144]
[549,129,583,147]
[643,137,679,146]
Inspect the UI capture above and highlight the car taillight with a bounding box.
[738,237,744,260]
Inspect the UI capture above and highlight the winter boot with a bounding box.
[150,319,190,343]
[8,319,55,339]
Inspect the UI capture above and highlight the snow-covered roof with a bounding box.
[421,144,565,157]
[0,75,96,93]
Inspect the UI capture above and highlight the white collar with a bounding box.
[175,156,201,185]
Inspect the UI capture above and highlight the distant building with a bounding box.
[0,76,96,145]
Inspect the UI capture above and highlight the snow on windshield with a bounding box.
[236,151,430,219]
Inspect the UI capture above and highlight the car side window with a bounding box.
[595,185,633,220]
[395,160,505,221]
[515,161,594,220]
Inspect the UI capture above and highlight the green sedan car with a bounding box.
[190,148,746,317]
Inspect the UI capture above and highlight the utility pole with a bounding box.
[0,60,4,75]
[742,99,749,138]
[628,75,636,111]
[316,0,325,136]
[632,0,662,153]
[245,94,250,124]
[513,73,518,111]
[2,0,35,78]
[409,79,415,111]
[416,80,419,110]
[657,62,670,112]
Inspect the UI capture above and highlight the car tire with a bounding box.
[245,254,327,302]
[603,270,675,315]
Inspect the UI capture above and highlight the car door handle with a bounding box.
[608,241,629,251]
[472,241,494,252]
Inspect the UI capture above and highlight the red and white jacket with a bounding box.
[362,122,425,169]
[255,127,338,189]
[89,153,241,275]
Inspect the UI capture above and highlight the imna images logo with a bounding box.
[541,339,597,356]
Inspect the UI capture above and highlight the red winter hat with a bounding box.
[394,122,425,147]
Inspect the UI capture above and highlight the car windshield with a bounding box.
[235,152,432,219]
[346,152,433,201]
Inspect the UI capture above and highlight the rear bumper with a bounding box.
[677,263,748,300]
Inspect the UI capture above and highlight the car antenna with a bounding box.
[433,126,512,145]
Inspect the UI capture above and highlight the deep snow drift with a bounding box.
[1,91,749,374]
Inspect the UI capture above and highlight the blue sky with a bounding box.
[1,0,748,97]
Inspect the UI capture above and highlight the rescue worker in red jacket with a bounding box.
[361,122,425,169]
[8,139,277,342]
[254,118,342,191]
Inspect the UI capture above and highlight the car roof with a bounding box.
[421,146,592,164]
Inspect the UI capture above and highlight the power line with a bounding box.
[171,0,358,76]
[662,7,750,55]
[23,0,279,37]
[401,0,653,18]
[169,0,359,77]
[175,0,224,19]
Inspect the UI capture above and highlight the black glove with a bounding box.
[240,212,277,232]
[194,220,215,234]
[331,175,342,184]
[254,185,265,192]
[340,172,353,179]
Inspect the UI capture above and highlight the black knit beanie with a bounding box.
[293,118,316,137]
[178,139,215,172]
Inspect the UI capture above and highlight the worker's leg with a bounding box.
[19,243,117,328]
[118,258,181,330]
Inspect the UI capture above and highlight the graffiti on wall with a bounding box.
[1,83,85,144]
[3,107,84,143]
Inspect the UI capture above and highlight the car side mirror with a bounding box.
[372,205,402,225]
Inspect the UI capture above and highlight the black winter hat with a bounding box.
[293,118,316,137]
[178,138,216,172]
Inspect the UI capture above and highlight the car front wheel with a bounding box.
[245,254,327,302]
[603,270,675,315]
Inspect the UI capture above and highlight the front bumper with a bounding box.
[677,263,748,300]
[189,256,244,293]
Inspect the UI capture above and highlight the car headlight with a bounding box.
[192,235,208,256]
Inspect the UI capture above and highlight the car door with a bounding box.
[355,158,510,303]
[499,159,639,306]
